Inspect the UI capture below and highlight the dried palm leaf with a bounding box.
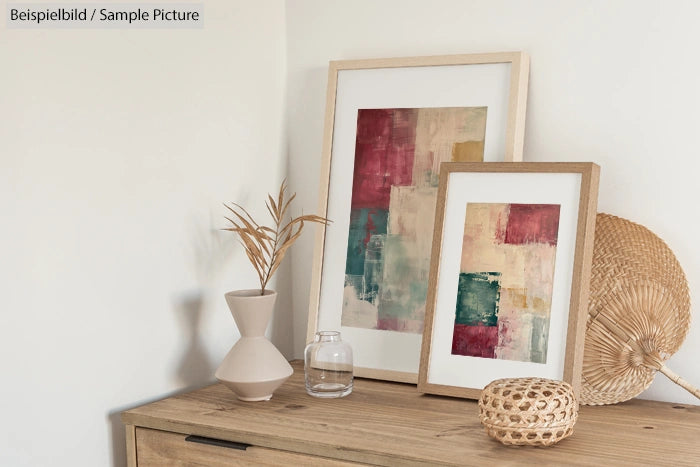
[224,180,330,295]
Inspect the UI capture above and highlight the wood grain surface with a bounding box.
[122,361,700,466]
[135,427,358,466]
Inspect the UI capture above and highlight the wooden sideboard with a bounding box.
[121,360,700,466]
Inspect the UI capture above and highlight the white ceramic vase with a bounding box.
[215,289,293,401]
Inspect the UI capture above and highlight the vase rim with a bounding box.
[225,289,276,298]
[315,330,341,342]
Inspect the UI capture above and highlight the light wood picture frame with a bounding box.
[307,53,530,383]
[418,162,600,398]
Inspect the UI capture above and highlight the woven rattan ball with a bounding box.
[581,213,692,405]
[478,377,578,447]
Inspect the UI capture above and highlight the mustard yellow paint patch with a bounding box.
[451,141,485,162]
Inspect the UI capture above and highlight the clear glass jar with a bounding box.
[304,331,353,398]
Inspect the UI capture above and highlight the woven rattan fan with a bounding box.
[581,213,699,405]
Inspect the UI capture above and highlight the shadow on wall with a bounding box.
[269,258,295,358]
[107,215,238,466]
[106,196,298,464]
[106,379,215,467]
[174,291,216,386]
[176,214,240,386]
[106,292,218,467]
[107,409,128,467]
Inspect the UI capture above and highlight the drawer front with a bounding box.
[135,427,361,466]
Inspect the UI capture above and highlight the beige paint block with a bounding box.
[459,203,510,273]
[341,284,379,329]
[412,107,487,187]
[523,244,557,313]
[387,185,438,254]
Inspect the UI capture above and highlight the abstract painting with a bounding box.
[452,203,561,363]
[341,107,488,333]
[418,163,599,398]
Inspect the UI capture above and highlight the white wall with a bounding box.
[0,1,287,466]
[286,0,700,405]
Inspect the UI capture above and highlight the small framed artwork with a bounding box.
[307,52,530,383]
[417,162,599,398]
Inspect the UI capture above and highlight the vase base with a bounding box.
[306,382,353,398]
[237,394,273,402]
[216,371,292,402]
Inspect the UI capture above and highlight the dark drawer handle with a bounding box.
[185,435,251,451]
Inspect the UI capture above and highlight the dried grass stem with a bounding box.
[223,180,329,295]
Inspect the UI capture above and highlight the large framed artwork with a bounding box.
[418,162,600,398]
[307,52,530,383]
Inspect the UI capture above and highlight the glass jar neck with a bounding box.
[315,331,341,343]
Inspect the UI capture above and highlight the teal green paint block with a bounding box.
[362,234,385,305]
[376,234,430,324]
[345,208,389,276]
[455,272,501,326]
